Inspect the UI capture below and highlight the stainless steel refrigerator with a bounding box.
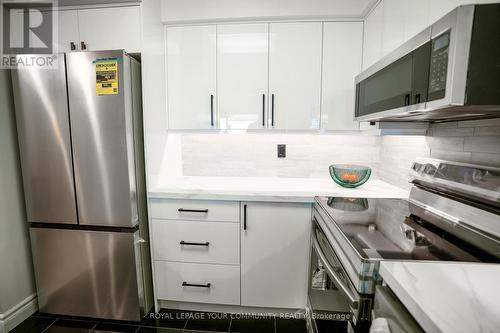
[11,50,153,321]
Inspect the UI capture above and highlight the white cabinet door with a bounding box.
[57,10,79,52]
[269,22,322,130]
[401,0,429,42]
[321,22,362,131]
[381,0,406,57]
[240,202,311,308]
[362,2,384,70]
[77,6,141,52]
[167,25,217,129]
[217,24,269,130]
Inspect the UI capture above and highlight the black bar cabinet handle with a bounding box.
[414,93,421,104]
[210,94,214,126]
[271,94,275,127]
[70,42,76,51]
[243,204,247,230]
[178,208,209,213]
[180,241,210,246]
[404,94,410,106]
[262,94,265,127]
[80,41,86,50]
[182,282,211,288]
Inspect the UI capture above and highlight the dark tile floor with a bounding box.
[11,309,349,333]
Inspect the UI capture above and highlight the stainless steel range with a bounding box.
[307,158,500,333]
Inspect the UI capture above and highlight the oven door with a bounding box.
[308,219,372,332]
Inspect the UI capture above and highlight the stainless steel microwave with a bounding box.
[355,3,500,122]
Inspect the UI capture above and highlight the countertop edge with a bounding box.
[379,263,442,333]
[147,191,316,203]
[147,178,410,202]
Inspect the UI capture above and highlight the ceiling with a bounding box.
[162,0,379,23]
[57,0,378,19]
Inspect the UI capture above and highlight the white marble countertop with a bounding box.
[380,261,500,333]
[148,176,409,202]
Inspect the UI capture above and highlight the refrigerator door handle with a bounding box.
[135,237,146,244]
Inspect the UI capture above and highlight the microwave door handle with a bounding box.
[404,94,411,106]
[312,234,359,307]
[414,93,421,104]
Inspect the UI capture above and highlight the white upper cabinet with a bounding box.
[381,0,430,57]
[77,6,141,53]
[268,22,322,130]
[362,2,384,70]
[217,24,269,130]
[363,0,498,70]
[57,10,79,52]
[240,202,311,308]
[380,0,406,57]
[402,0,430,42]
[321,22,362,131]
[53,6,141,53]
[167,25,217,129]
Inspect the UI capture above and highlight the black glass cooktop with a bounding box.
[315,197,498,263]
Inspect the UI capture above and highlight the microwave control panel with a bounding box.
[428,31,450,100]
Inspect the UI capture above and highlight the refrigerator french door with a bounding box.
[11,50,153,321]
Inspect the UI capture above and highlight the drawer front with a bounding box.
[153,220,240,265]
[155,261,240,305]
[150,199,239,222]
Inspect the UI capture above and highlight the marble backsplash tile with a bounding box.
[173,119,500,191]
[379,119,500,190]
[181,133,381,179]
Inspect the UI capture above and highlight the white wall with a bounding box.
[0,70,36,331]
[161,0,377,23]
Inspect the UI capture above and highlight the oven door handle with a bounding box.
[312,233,360,307]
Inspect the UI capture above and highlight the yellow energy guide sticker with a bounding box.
[95,60,118,95]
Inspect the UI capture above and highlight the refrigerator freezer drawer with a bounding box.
[30,227,148,321]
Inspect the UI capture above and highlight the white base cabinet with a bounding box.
[155,261,240,305]
[150,199,312,310]
[240,202,311,309]
[152,219,240,265]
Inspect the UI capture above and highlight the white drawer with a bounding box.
[155,261,240,305]
[152,219,239,265]
[150,199,239,222]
